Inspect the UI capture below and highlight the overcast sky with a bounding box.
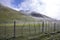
[0,0,60,20]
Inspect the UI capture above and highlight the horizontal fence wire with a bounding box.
[0,20,60,40]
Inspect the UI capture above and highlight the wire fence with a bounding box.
[0,21,60,40]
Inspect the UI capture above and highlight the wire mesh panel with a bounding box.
[6,23,14,39]
[0,20,60,40]
[56,22,60,32]
[0,23,14,40]
[0,24,6,39]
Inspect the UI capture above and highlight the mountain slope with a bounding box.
[0,4,57,23]
[30,12,54,20]
[0,4,35,23]
[20,10,56,22]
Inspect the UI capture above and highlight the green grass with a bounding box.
[0,23,41,38]
[0,22,60,40]
[0,4,60,40]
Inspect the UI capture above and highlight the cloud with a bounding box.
[18,0,60,20]
[0,0,13,7]
[18,0,46,12]
[44,0,60,19]
[0,0,19,10]
[0,0,60,20]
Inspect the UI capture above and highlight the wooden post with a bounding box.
[54,22,56,32]
[21,23,24,37]
[29,23,31,35]
[42,21,44,33]
[4,24,6,40]
[34,22,36,34]
[38,22,40,34]
[46,21,48,33]
[13,21,16,38]
[38,22,40,33]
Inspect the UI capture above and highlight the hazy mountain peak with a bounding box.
[0,4,58,23]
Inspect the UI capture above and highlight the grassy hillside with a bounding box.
[0,4,35,23]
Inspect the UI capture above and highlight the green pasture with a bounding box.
[0,22,60,40]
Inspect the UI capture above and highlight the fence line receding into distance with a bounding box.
[0,21,60,40]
